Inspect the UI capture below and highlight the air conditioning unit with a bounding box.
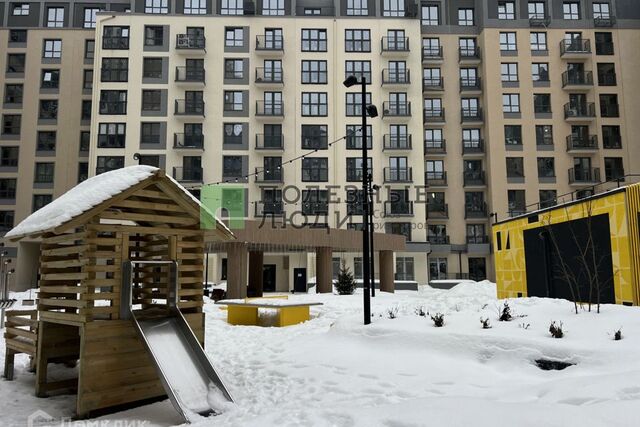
[383,109,390,115]
[256,77,263,82]
[177,34,190,48]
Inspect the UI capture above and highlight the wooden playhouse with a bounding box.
[3,166,234,417]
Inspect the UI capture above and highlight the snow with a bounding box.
[3,282,640,426]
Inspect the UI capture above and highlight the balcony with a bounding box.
[560,39,591,57]
[173,166,203,183]
[422,46,443,62]
[295,6,335,16]
[176,34,206,51]
[255,168,283,183]
[463,170,486,186]
[529,14,550,27]
[561,70,593,89]
[458,46,481,63]
[568,167,600,185]
[381,37,410,54]
[424,140,446,155]
[175,100,205,117]
[384,167,412,183]
[427,203,448,219]
[423,108,445,124]
[566,135,598,152]
[461,108,483,123]
[600,103,620,118]
[384,201,414,217]
[382,102,411,118]
[255,67,283,85]
[594,16,616,27]
[564,102,596,121]
[255,201,284,217]
[255,35,284,53]
[382,68,411,85]
[173,133,204,149]
[255,134,284,150]
[423,77,444,92]
[466,235,489,244]
[427,235,450,245]
[426,171,447,187]
[175,67,205,84]
[465,202,488,219]
[460,77,481,92]
[255,101,284,118]
[383,134,412,150]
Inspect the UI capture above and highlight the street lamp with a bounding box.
[344,75,378,325]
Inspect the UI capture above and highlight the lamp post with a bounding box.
[344,75,378,325]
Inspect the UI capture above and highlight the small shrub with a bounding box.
[414,306,426,317]
[549,321,564,338]
[498,301,513,322]
[386,306,399,319]
[480,317,492,329]
[614,328,623,341]
[335,261,357,295]
[430,313,445,327]
[519,323,530,330]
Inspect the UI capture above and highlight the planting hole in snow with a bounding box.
[535,359,575,371]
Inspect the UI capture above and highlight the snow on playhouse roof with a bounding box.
[5,165,233,240]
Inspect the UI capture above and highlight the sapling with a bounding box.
[613,328,623,341]
[519,322,530,330]
[414,306,426,317]
[430,313,445,327]
[498,301,513,321]
[480,317,492,329]
[549,321,564,338]
[386,306,399,319]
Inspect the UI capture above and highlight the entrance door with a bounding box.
[263,264,276,292]
[293,268,307,293]
[468,258,486,281]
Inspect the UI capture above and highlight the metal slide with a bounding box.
[121,261,234,423]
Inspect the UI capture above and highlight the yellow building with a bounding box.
[493,182,640,306]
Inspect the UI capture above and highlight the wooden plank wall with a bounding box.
[35,321,81,397]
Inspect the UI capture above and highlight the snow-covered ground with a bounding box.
[2,282,640,426]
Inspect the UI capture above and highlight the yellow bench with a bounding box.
[216,298,323,327]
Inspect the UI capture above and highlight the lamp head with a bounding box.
[366,104,378,118]
[343,75,358,88]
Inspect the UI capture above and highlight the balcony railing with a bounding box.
[427,235,450,245]
[466,235,489,244]
[384,167,412,183]
[594,16,616,27]
[255,35,284,51]
[255,168,283,183]
[255,134,284,150]
[603,134,622,148]
[381,37,410,53]
[529,14,550,27]
[566,135,598,151]
[461,108,483,122]
[460,77,481,91]
[600,103,620,117]
[175,66,205,83]
[423,77,444,91]
[426,171,447,186]
[384,201,414,216]
[459,46,481,61]
[173,166,203,182]
[176,34,206,50]
[383,134,412,150]
[99,101,127,115]
[173,133,204,149]
[465,202,488,219]
[422,46,443,60]
[255,67,283,84]
[427,203,448,218]
[561,70,593,87]
[560,39,591,55]
[564,102,596,119]
[256,101,284,117]
[423,108,445,122]
[382,102,411,117]
[424,140,446,154]
[568,167,600,184]
[463,171,486,186]
[382,68,410,84]
[175,100,205,116]
[463,140,484,154]
[255,201,284,217]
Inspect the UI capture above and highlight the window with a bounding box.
[347,0,368,15]
[302,190,328,215]
[501,63,518,82]
[458,8,474,26]
[39,100,58,120]
[46,7,64,27]
[498,1,515,19]
[9,30,27,43]
[346,189,365,215]
[422,5,438,25]
[0,211,14,231]
[508,190,526,216]
[43,40,62,58]
[537,157,555,178]
[563,2,580,20]
[140,123,161,145]
[345,29,371,52]
[33,195,52,212]
[184,0,207,14]
[301,61,327,84]
[302,29,327,52]
[143,58,162,79]
[424,98,443,117]
[0,147,19,167]
[96,156,125,174]
[12,4,30,16]
[224,59,244,80]
[225,28,244,47]
[595,32,614,55]
[499,32,517,51]
[98,123,126,148]
[528,2,545,19]
[301,93,327,116]
[503,94,520,113]
[346,92,372,116]
[83,70,93,90]
[604,157,624,181]
[424,129,443,149]
[222,156,243,178]
[593,3,611,19]
[345,61,371,83]
[530,32,547,51]
[600,94,619,117]
[602,125,621,148]
[346,157,372,182]
[537,190,556,208]
[100,90,127,115]
[302,158,328,182]
[459,38,477,57]
[103,26,130,49]
[83,8,99,28]
[505,125,522,145]
[298,125,327,150]
[224,91,244,111]
[386,223,411,241]
[262,0,284,15]
[536,125,553,146]
[4,84,23,104]
[85,40,95,59]
[383,0,405,17]
[80,131,90,152]
[0,179,17,199]
[429,257,447,280]
[534,94,551,113]
[221,0,243,15]
[6,54,25,73]
[101,58,128,82]
[34,163,55,183]
[531,63,549,82]
[2,115,21,135]
[37,131,56,152]
[427,224,447,244]
[597,63,616,86]
[395,258,414,281]
[346,125,372,149]
[145,0,168,14]
[141,90,161,112]
[222,123,242,145]
[144,26,164,46]
[82,100,92,120]
[262,92,282,115]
